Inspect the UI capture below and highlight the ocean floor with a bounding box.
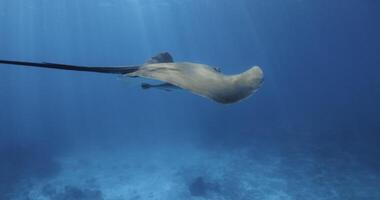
[9,140,380,200]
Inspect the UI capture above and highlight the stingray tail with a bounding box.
[0,59,139,74]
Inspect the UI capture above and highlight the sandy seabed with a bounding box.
[10,141,380,200]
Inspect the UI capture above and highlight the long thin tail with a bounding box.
[0,59,139,74]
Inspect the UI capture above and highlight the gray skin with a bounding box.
[127,62,264,104]
[0,52,263,104]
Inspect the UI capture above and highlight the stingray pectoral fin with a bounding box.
[140,82,180,92]
[0,59,139,74]
[141,83,152,89]
[145,52,174,64]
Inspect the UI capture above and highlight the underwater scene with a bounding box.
[0,0,379,199]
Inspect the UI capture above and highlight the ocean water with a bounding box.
[0,0,379,199]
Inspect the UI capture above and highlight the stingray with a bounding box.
[0,52,263,104]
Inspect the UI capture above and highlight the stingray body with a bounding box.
[0,52,263,104]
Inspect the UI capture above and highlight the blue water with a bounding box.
[1,0,379,199]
